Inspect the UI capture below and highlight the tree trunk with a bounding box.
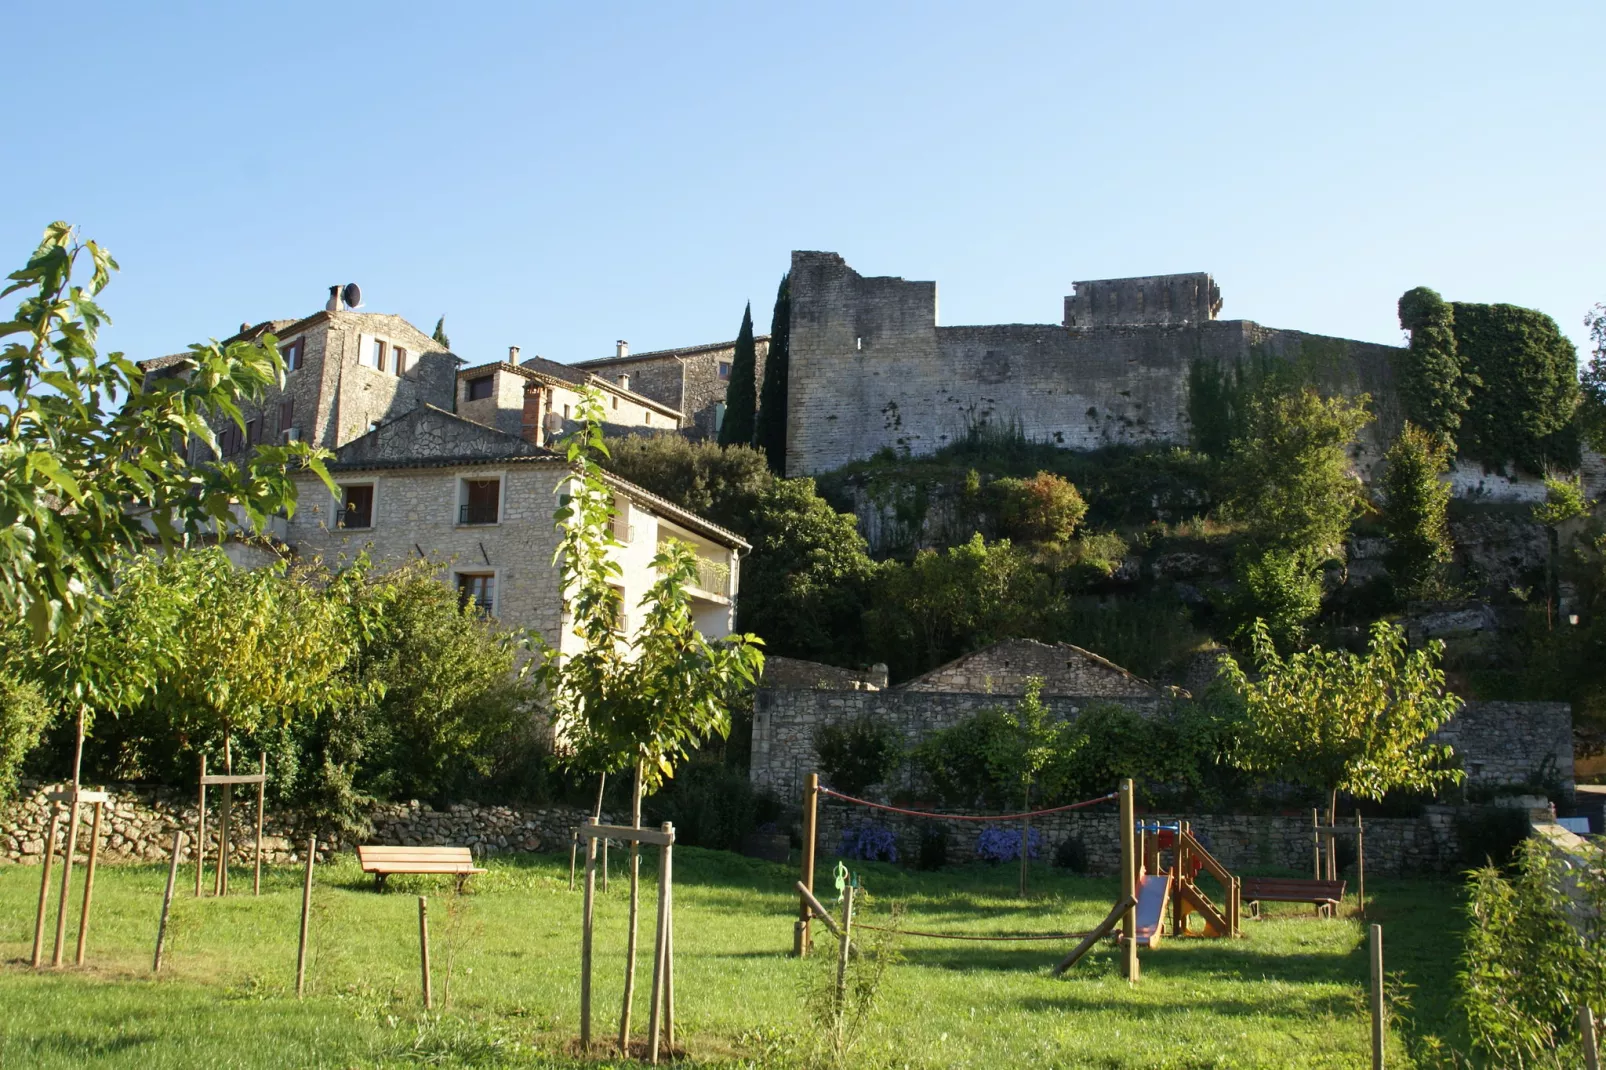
[619,759,643,1052]
[1326,787,1339,882]
[216,737,234,896]
[1018,783,1030,898]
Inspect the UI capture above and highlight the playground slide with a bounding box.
[1132,872,1172,949]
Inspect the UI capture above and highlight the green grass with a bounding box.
[1,849,1469,1068]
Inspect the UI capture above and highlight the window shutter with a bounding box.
[280,399,294,433]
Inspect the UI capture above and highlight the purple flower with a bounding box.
[974,825,1041,862]
[839,824,898,862]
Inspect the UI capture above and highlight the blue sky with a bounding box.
[4,2,1602,366]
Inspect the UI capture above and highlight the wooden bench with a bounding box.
[1240,877,1346,918]
[356,846,486,891]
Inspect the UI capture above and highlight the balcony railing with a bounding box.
[459,502,499,525]
[335,507,372,530]
[693,558,731,598]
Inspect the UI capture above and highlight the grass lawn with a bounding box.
[1,848,1469,1068]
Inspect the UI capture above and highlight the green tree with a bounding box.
[754,272,790,475]
[1225,385,1372,646]
[0,671,51,802]
[432,315,451,349]
[990,471,1088,545]
[600,434,773,531]
[1220,619,1464,830]
[1533,474,1593,630]
[1380,422,1454,599]
[0,222,329,641]
[1580,303,1606,453]
[1454,301,1581,473]
[1396,287,1472,447]
[982,677,1062,895]
[540,386,763,1052]
[718,303,758,447]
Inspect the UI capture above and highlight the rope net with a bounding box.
[817,787,1117,822]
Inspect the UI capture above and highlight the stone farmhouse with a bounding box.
[574,336,770,442]
[139,291,749,653]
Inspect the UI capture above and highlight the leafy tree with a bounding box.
[0,222,329,642]
[540,386,763,1051]
[754,272,790,475]
[0,671,51,802]
[1453,301,1581,473]
[737,478,879,665]
[1461,836,1606,1066]
[1220,618,1464,829]
[982,678,1063,895]
[718,303,758,447]
[813,715,903,796]
[600,434,772,532]
[1225,385,1371,646]
[989,472,1087,545]
[432,315,451,349]
[1581,303,1606,453]
[1380,422,1454,599]
[1396,287,1472,447]
[1533,474,1594,629]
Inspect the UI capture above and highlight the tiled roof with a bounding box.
[571,335,770,369]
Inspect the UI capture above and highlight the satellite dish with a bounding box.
[342,283,362,310]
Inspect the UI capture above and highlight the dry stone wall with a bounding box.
[0,781,603,867]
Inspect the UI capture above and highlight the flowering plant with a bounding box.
[974,825,1041,863]
[839,823,898,862]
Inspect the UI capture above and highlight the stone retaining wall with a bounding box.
[0,781,603,867]
[817,800,1477,877]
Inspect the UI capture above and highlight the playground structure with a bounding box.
[1127,820,1242,950]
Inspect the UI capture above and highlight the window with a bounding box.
[718,361,732,380]
[459,477,501,525]
[278,399,295,434]
[563,403,571,418]
[282,338,303,371]
[608,584,628,634]
[372,338,388,372]
[393,347,408,374]
[611,396,618,410]
[338,483,374,529]
[714,402,725,432]
[456,572,495,615]
[612,500,633,543]
[466,375,494,401]
[245,418,258,445]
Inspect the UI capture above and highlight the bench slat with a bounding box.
[363,864,486,874]
[1241,877,1345,904]
[358,851,475,861]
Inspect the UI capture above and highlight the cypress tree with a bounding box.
[719,303,757,447]
[1395,287,1470,448]
[754,273,791,475]
[432,315,451,350]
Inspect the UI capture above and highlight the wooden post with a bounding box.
[31,804,60,968]
[74,801,104,965]
[216,773,231,898]
[648,823,673,1064]
[417,896,433,1010]
[568,828,578,892]
[1312,809,1320,880]
[1581,1004,1600,1070]
[1019,812,1030,898]
[581,821,597,1051]
[1052,893,1136,976]
[835,882,855,1026]
[153,830,184,973]
[296,835,316,997]
[1119,779,1138,983]
[253,753,267,896]
[664,860,675,1050]
[52,798,81,967]
[1355,813,1366,917]
[796,772,819,957]
[196,755,207,897]
[1369,923,1385,1069]
[602,836,609,893]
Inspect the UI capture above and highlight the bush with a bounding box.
[642,760,781,851]
[1052,835,1088,873]
[813,715,903,796]
[0,672,52,802]
[839,823,898,862]
[990,472,1087,545]
[916,823,948,871]
[974,825,1041,862]
[1456,807,1532,869]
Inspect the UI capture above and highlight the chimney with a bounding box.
[239,322,251,334]
[509,345,520,364]
[617,373,630,391]
[521,384,543,445]
[616,339,629,358]
[326,285,342,312]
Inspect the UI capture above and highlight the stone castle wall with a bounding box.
[0,781,602,868]
[751,687,1574,806]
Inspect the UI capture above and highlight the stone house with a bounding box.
[456,348,682,446]
[287,405,747,652]
[575,337,770,442]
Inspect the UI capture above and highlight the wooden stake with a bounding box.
[569,828,578,892]
[1052,893,1137,976]
[796,771,819,957]
[834,882,855,1049]
[52,798,80,967]
[1582,1004,1600,1070]
[664,856,675,1050]
[216,744,232,898]
[1119,779,1138,983]
[154,830,184,972]
[602,836,609,893]
[253,753,267,896]
[1355,812,1366,918]
[1312,808,1320,881]
[196,755,207,897]
[1019,811,1030,898]
[648,824,673,1064]
[31,804,60,968]
[74,801,103,965]
[581,822,597,1052]
[619,762,643,1054]
[296,835,316,997]
[418,896,433,1010]
[1370,923,1385,1069]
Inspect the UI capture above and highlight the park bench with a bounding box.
[1240,877,1346,918]
[356,845,486,891]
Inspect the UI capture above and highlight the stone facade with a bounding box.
[783,251,1405,478]
[899,639,1164,697]
[457,355,681,443]
[0,780,604,867]
[751,684,1574,806]
[576,337,770,442]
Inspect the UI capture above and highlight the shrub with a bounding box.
[839,823,898,862]
[1381,423,1455,600]
[642,760,781,851]
[990,472,1087,545]
[1052,835,1088,873]
[974,825,1041,863]
[1456,807,1532,869]
[0,672,52,802]
[1395,287,1470,445]
[915,823,948,871]
[912,706,1013,810]
[813,715,903,796]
